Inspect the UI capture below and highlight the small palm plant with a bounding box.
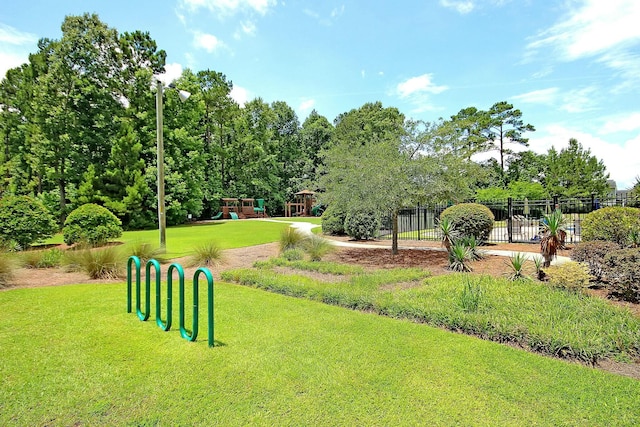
[540,209,567,267]
[437,217,459,253]
[448,241,472,272]
[505,252,528,281]
[532,255,545,280]
[458,235,485,260]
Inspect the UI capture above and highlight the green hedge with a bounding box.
[440,203,494,242]
[0,195,58,249]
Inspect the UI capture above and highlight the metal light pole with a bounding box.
[155,80,166,249]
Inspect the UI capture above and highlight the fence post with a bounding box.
[507,197,513,243]
[417,204,421,241]
[553,195,559,211]
[591,193,596,211]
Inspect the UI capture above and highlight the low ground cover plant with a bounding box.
[223,259,640,363]
[544,261,591,292]
[0,253,15,287]
[20,248,64,269]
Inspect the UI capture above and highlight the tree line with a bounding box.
[0,14,612,231]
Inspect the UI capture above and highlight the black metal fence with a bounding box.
[381,194,640,244]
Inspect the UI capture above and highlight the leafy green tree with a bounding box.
[545,138,609,197]
[505,150,548,184]
[299,110,333,187]
[484,101,535,186]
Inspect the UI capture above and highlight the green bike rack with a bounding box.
[158,263,184,331]
[179,267,215,348]
[126,256,141,314]
[127,257,215,348]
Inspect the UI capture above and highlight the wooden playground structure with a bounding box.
[220,198,266,219]
[285,190,316,217]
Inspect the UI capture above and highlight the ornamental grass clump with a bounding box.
[128,241,166,264]
[190,241,225,267]
[64,246,123,280]
[0,252,16,288]
[279,227,305,253]
[437,217,459,253]
[302,234,335,261]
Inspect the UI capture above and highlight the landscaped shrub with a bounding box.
[440,203,494,242]
[505,252,529,281]
[544,262,591,292]
[63,204,123,247]
[571,241,622,281]
[581,206,640,245]
[321,204,347,235]
[602,248,640,303]
[344,208,381,240]
[0,195,58,250]
[448,241,472,272]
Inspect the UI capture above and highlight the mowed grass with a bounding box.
[1,282,639,426]
[44,220,292,258]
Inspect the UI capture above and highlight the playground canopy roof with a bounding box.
[295,189,316,195]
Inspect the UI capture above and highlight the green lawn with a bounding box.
[1,282,639,426]
[45,220,293,258]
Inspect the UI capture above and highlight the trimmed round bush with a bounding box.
[321,204,347,235]
[0,195,58,249]
[440,203,494,242]
[581,206,640,245]
[63,203,123,246]
[344,208,381,240]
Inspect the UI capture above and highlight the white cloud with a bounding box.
[155,63,184,85]
[440,0,475,14]
[511,86,597,113]
[299,99,315,113]
[397,74,448,98]
[181,0,277,16]
[601,112,640,134]
[193,31,227,53]
[528,0,640,60]
[361,69,365,78]
[530,124,640,189]
[230,85,249,106]
[0,24,38,81]
[331,5,345,18]
[559,87,598,113]
[0,52,28,81]
[0,24,38,45]
[512,87,559,104]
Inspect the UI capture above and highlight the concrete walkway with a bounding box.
[259,219,570,265]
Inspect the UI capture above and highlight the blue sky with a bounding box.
[1,0,639,188]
